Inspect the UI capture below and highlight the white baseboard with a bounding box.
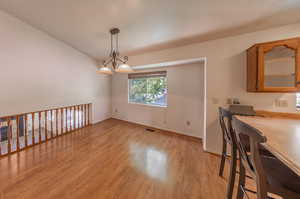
[112,116,202,139]
[92,116,112,124]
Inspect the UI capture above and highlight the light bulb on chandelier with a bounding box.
[97,66,113,75]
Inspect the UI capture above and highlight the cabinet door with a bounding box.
[257,40,299,92]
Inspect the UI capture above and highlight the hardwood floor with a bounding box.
[0,118,250,199]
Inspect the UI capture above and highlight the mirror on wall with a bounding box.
[264,45,296,87]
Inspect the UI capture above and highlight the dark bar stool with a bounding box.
[232,116,300,199]
[218,108,238,199]
[219,105,257,177]
[218,107,274,199]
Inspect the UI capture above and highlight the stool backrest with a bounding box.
[218,107,234,144]
[232,116,267,183]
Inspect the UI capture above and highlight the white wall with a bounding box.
[112,63,205,138]
[0,10,111,123]
[124,22,300,154]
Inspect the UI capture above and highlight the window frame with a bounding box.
[296,93,300,110]
[128,71,168,108]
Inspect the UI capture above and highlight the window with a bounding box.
[128,71,167,107]
[297,93,300,109]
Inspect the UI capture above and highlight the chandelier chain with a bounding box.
[116,31,119,54]
[110,32,113,56]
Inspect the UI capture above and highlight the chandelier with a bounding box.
[97,28,133,75]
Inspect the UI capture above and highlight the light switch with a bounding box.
[280,100,288,107]
[275,99,288,107]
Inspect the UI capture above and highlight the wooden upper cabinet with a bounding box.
[247,37,300,92]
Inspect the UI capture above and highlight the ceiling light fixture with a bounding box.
[97,28,133,75]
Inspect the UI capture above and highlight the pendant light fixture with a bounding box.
[97,28,133,75]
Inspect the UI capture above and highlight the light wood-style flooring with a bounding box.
[0,119,255,199]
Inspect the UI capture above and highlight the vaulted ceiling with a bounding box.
[1,0,300,60]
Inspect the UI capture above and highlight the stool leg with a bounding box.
[256,177,268,199]
[226,143,237,199]
[236,154,246,199]
[219,137,227,177]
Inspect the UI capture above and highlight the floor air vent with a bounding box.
[145,128,155,132]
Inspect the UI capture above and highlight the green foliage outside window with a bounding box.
[129,77,167,106]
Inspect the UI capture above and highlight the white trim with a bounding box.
[202,57,207,152]
[128,102,167,108]
[92,117,110,124]
[132,58,205,70]
[112,116,202,139]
